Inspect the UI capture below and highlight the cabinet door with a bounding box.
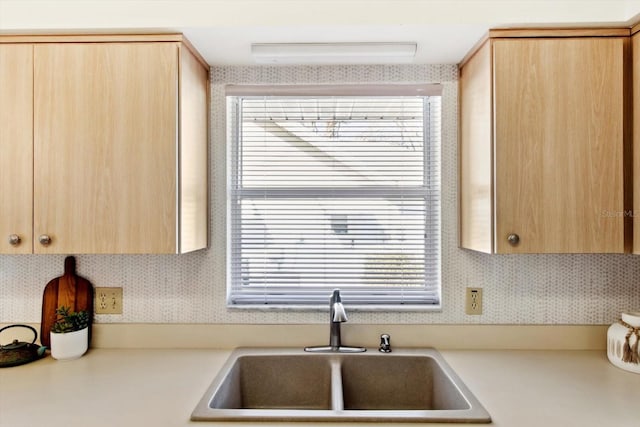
[459,42,493,253]
[34,43,179,253]
[634,33,640,254]
[493,38,627,253]
[0,44,33,254]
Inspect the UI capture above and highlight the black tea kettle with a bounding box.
[0,324,47,368]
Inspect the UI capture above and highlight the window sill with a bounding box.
[226,303,442,312]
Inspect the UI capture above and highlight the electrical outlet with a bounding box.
[95,287,123,314]
[465,287,483,315]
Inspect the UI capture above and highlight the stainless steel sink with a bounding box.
[191,348,491,423]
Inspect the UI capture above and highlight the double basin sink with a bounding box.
[191,348,491,423]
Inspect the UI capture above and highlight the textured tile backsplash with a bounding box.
[1,64,639,325]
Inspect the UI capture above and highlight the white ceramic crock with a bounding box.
[607,312,640,374]
[50,327,88,361]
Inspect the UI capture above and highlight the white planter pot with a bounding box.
[50,327,88,361]
[607,312,640,374]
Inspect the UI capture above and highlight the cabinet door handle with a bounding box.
[38,234,52,246]
[8,234,21,246]
[507,233,520,246]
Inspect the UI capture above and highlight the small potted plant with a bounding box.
[50,306,90,360]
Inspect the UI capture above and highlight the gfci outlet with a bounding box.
[95,287,123,314]
[465,287,483,315]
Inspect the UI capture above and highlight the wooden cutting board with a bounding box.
[40,256,93,347]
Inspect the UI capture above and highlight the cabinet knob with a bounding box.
[8,234,21,246]
[38,234,52,246]
[507,233,520,246]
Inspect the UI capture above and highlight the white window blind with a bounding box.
[227,86,441,308]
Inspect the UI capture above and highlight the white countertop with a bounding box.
[0,349,637,427]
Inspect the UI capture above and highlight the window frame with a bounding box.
[226,84,442,311]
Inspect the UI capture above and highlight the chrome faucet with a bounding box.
[304,289,366,353]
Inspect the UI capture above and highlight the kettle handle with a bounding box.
[0,324,38,345]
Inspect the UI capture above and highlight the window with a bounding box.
[227,85,441,309]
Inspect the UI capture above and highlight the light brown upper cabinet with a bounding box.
[634,26,640,254]
[0,44,33,253]
[460,29,632,254]
[0,35,208,254]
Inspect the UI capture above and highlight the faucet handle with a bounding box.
[379,334,392,353]
[331,289,348,322]
[332,302,348,322]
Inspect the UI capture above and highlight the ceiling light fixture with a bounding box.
[251,42,417,65]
